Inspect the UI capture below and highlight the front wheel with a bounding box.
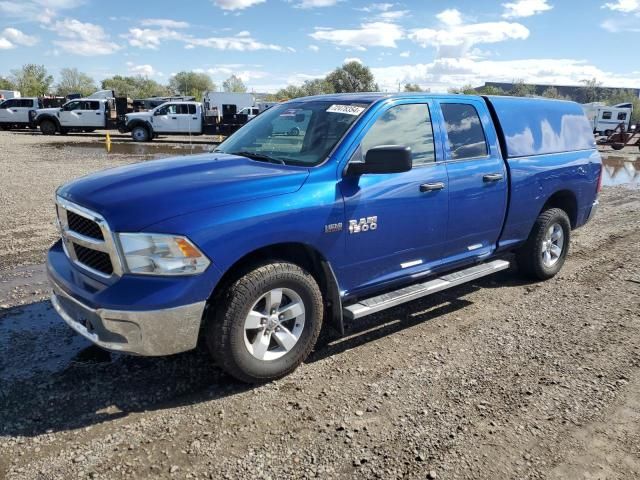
[39,119,57,135]
[517,208,571,280]
[131,125,150,142]
[206,262,324,383]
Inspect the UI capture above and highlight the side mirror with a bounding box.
[346,145,412,176]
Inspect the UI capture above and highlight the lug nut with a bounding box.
[278,314,284,320]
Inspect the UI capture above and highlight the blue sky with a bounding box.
[0,0,639,93]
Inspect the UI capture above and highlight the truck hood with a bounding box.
[126,112,152,120]
[36,107,60,116]
[57,153,310,232]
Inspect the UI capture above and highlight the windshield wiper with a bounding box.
[230,151,286,165]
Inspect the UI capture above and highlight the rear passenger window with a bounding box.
[360,103,435,166]
[602,111,612,120]
[188,104,196,115]
[86,101,100,110]
[18,99,32,108]
[441,103,488,160]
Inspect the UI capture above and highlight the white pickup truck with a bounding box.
[120,101,248,141]
[34,97,118,135]
[0,97,42,130]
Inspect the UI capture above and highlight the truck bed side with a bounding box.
[484,96,601,251]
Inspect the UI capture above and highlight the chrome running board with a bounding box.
[342,259,510,320]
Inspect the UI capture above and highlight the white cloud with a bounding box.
[126,62,156,77]
[603,0,640,12]
[124,27,185,49]
[357,3,394,12]
[0,28,39,48]
[0,0,82,23]
[344,57,363,64]
[310,22,404,50]
[502,0,553,18]
[400,50,410,57]
[436,8,463,26]
[370,57,640,92]
[49,18,121,55]
[295,0,341,7]
[211,0,265,10]
[140,18,190,28]
[185,32,286,51]
[308,44,320,51]
[409,11,529,58]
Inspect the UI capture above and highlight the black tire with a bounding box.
[39,119,57,135]
[612,143,625,151]
[517,208,571,281]
[206,262,323,383]
[131,125,150,142]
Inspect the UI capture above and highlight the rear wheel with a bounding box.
[131,125,150,142]
[206,262,323,383]
[517,208,571,280]
[39,119,57,135]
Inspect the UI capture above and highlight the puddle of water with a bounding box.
[49,141,212,157]
[602,156,640,188]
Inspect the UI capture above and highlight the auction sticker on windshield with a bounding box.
[326,105,366,116]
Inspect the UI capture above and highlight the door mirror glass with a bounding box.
[347,145,412,176]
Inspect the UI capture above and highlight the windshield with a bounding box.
[215,100,371,166]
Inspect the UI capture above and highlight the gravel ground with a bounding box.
[0,130,639,479]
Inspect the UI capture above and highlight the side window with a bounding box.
[3,99,17,108]
[441,103,488,160]
[176,104,187,114]
[618,112,627,121]
[65,101,81,111]
[188,104,196,115]
[360,103,435,166]
[87,101,100,110]
[18,99,32,108]
[602,111,612,120]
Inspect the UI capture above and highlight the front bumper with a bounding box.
[49,270,206,357]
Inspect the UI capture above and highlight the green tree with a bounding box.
[325,61,377,93]
[540,86,567,100]
[101,75,171,99]
[476,85,505,96]
[222,74,247,93]
[168,71,215,100]
[404,83,423,92]
[449,84,478,95]
[10,64,53,96]
[0,76,15,91]
[510,80,536,97]
[300,78,333,96]
[579,78,603,103]
[55,68,96,97]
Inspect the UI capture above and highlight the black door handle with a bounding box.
[77,112,82,115]
[420,182,445,192]
[171,117,177,120]
[483,173,504,182]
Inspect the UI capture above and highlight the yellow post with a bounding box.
[105,131,111,153]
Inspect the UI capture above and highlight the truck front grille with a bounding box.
[73,243,114,275]
[67,210,104,240]
[56,197,122,279]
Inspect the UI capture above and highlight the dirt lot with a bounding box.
[0,130,639,480]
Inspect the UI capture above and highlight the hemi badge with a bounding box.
[401,259,423,269]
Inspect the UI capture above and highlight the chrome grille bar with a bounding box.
[55,196,123,278]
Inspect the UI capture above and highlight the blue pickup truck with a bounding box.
[48,93,601,382]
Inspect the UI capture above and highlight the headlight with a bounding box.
[118,233,210,276]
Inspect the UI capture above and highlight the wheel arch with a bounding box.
[128,119,153,135]
[540,189,578,229]
[205,242,344,336]
[37,114,60,129]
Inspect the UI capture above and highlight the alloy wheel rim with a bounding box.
[243,288,306,361]
[133,128,146,140]
[541,223,564,267]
